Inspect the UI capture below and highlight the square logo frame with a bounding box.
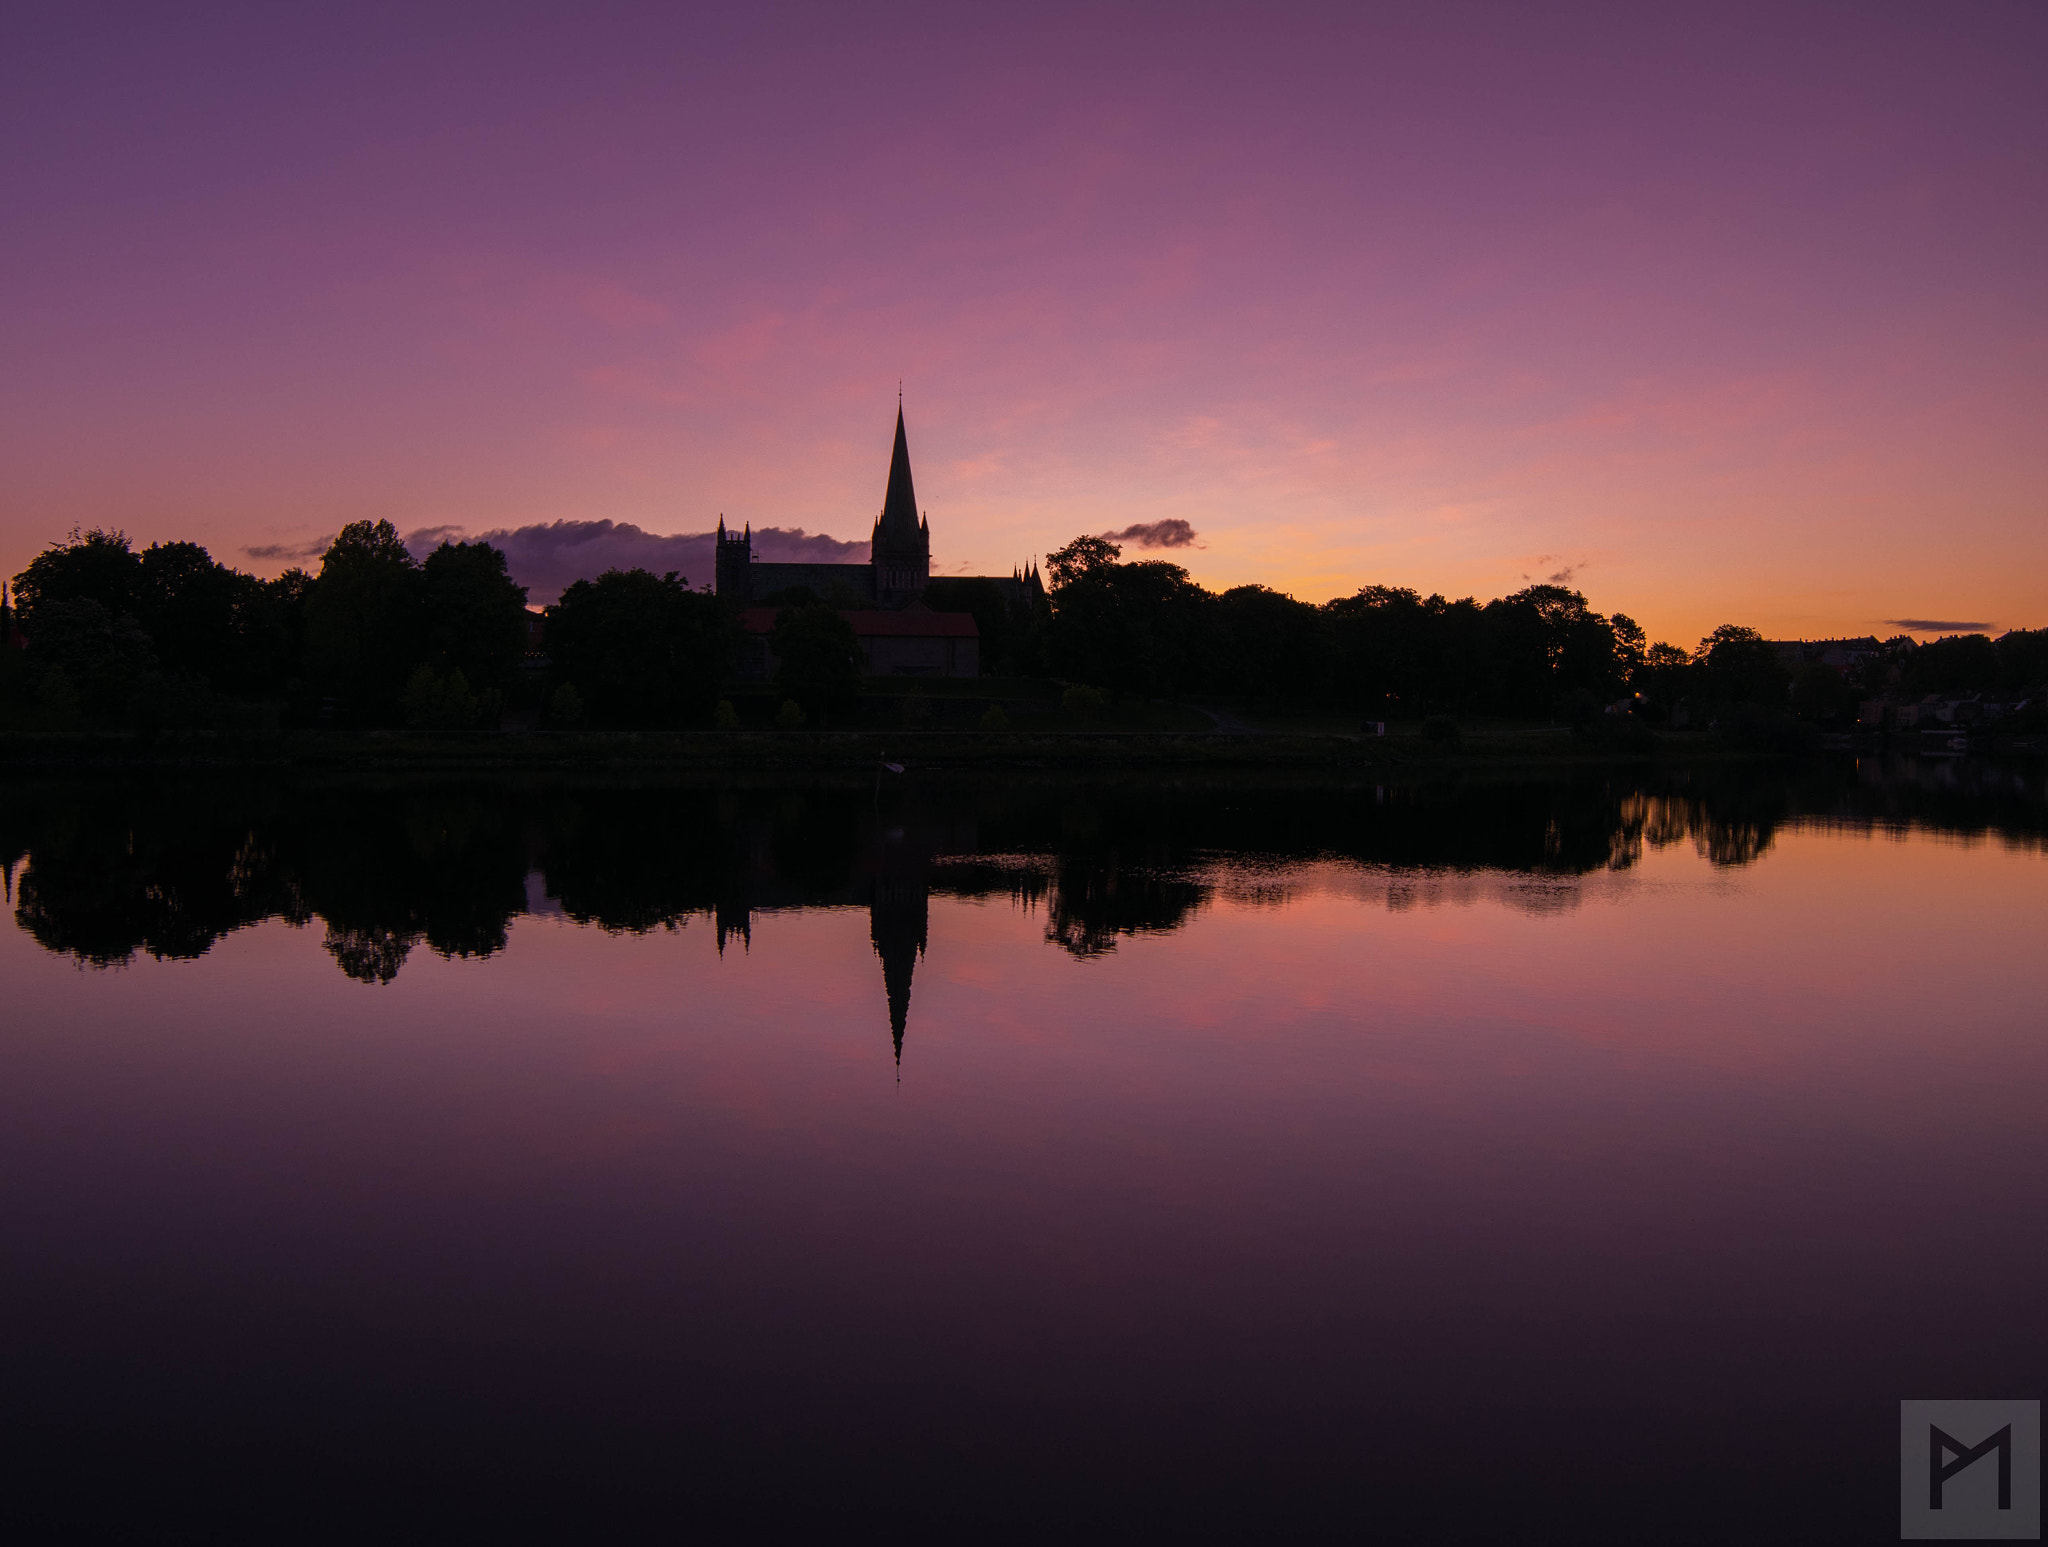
[1901,1399,2040,1541]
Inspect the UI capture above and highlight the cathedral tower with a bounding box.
[714,515,753,601]
[870,405,930,606]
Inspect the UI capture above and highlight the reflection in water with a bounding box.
[4,756,2048,1541]
[4,759,2045,1060]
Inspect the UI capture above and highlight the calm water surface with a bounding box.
[2,763,2044,1542]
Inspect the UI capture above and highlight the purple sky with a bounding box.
[4,2,2044,641]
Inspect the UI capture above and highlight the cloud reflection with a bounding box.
[7,760,2044,1067]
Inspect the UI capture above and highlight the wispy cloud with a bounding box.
[1885,617,1995,634]
[1102,518,1201,550]
[242,538,332,563]
[1518,553,1587,586]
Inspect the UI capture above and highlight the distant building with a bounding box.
[1769,636,1882,672]
[735,605,979,680]
[714,402,1044,614]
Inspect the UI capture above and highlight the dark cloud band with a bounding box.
[1101,518,1200,550]
[242,539,332,562]
[1885,617,1995,634]
[248,520,868,604]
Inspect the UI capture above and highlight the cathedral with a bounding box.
[713,404,1043,613]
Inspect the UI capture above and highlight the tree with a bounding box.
[546,568,733,726]
[770,602,860,720]
[1324,585,1431,713]
[1099,560,1213,696]
[1695,625,1790,706]
[924,577,1011,671]
[1903,633,2000,695]
[1485,586,1621,714]
[136,541,240,684]
[1556,609,1623,704]
[401,664,498,731]
[1997,628,2048,689]
[1044,534,1121,587]
[231,568,314,701]
[9,530,318,715]
[1213,585,1321,703]
[304,519,424,720]
[1044,559,1123,687]
[22,598,156,720]
[1609,613,1648,685]
[1633,641,1695,715]
[1499,585,1595,665]
[1791,663,1852,722]
[420,540,529,693]
[1043,534,1213,696]
[12,528,142,624]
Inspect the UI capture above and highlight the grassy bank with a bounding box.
[0,721,1788,773]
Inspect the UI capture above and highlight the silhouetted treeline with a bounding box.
[8,762,2040,985]
[0,523,758,732]
[1034,533,1800,721]
[1858,629,2048,697]
[1030,536,2048,725]
[8,524,2040,732]
[543,568,732,727]
[0,523,535,731]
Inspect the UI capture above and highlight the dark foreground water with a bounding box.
[1,760,2044,1543]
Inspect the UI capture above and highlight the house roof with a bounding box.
[739,607,977,639]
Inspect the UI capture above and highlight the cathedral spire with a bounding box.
[871,400,930,603]
[878,404,920,544]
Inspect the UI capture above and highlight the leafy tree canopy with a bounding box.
[1045,534,1121,588]
[421,539,529,693]
[547,567,732,726]
[13,528,142,623]
[1903,633,2000,695]
[24,598,157,719]
[304,519,425,717]
[1695,624,1790,706]
[770,602,860,719]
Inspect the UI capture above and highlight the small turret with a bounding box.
[714,514,753,601]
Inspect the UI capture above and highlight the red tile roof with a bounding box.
[739,607,977,638]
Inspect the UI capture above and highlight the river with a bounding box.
[2,759,2042,1542]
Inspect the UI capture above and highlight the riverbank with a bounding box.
[0,723,1813,773]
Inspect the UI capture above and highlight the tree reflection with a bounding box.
[5,762,2042,1059]
[1040,860,1208,958]
[324,924,420,985]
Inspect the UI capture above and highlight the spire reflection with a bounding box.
[5,761,2043,1063]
